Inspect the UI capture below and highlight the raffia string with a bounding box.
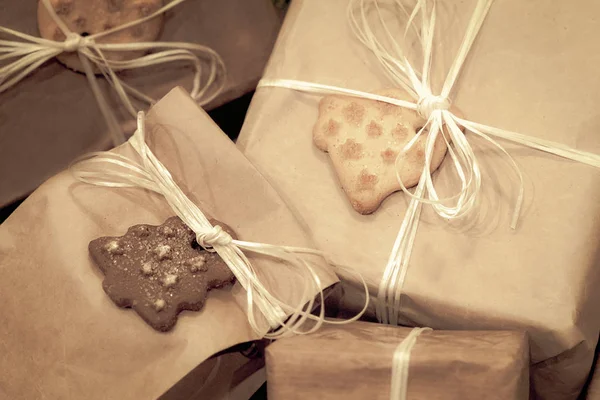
[390,327,431,400]
[70,111,369,338]
[0,0,225,145]
[257,0,600,326]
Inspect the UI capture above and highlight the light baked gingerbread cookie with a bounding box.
[37,0,164,73]
[313,89,448,214]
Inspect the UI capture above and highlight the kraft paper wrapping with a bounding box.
[236,0,600,398]
[0,87,336,400]
[0,0,280,207]
[266,322,529,400]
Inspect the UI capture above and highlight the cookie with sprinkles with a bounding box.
[89,216,236,332]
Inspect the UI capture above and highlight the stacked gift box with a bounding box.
[1,0,599,399]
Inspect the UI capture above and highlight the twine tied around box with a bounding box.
[257,0,600,325]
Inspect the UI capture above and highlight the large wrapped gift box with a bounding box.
[266,321,529,399]
[236,0,600,398]
[0,0,281,207]
[0,87,335,399]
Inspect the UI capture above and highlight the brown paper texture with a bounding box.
[0,0,280,207]
[0,87,336,400]
[266,322,529,400]
[237,0,600,398]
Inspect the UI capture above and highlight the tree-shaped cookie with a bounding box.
[313,89,448,214]
[89,216,236,331]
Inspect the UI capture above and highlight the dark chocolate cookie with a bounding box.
[89,216,236,332]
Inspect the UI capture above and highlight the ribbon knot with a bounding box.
[63,33,90,52]
[196,225,233,249]
[417,94,450,119]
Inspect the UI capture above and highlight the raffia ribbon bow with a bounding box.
[0,0,225,145]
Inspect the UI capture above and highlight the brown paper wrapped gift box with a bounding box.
[0,87,336,400]
[266,321,529,400]
[236,0,600,398]
[0,0,281,208]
